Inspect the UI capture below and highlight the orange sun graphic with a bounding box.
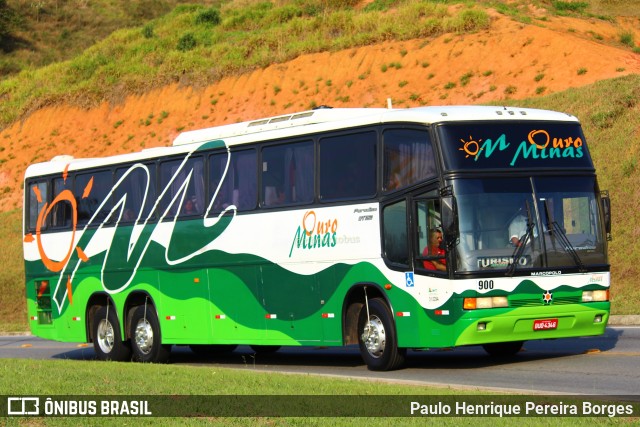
[459,135,483,158]
[23,164,93,305]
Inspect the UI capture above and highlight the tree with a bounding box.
[0,0,14,47]
[0,0,23,62]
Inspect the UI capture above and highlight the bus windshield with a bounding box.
[453,176,607,273]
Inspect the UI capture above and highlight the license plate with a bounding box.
[533,318,558,331]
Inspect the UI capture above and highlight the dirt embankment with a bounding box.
[1,12,639,210]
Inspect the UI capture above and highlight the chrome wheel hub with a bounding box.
[361,315,386,358]
[134,319,154,355]
[97,319,114,353]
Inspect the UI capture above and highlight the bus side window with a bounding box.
[319,131,376,201]
[262,141,313,207]
[51,178,72,229]
[114,164,156,222]
[28,181,48,231]
[160,157,204,218]
[382,199,409,267]
[416,198,447,273]
[235,150,257,210]
[285,142,313,204]
[383,129,437,192]
[210,149,257,213]
[190,158,205,214]
[75,171,112,225]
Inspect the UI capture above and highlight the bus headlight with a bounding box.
[463,296,508,310]
[582,290,609,302]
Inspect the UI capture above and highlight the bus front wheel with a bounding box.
[92,306,131,361]
[130,305,171,363]
[357,298,406,371]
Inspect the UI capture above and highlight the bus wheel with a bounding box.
[190,344,238,356]
[250,345,281,354]
[482,341,524,357]
[92,306,131,361]
[357,298,405,371]
[130,305,171,363]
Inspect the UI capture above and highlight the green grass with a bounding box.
[0,359,630,425]
[2,358,435,395]
[0,1,491,128]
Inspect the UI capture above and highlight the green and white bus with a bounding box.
[23,106,611,370]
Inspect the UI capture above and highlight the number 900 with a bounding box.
[478,280,494,290]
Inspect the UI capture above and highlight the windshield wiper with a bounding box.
[543,199,586,272]
[506,201,534,277]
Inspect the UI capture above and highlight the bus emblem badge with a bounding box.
[542,290,553,305]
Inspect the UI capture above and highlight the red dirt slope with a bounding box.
[1,12,639,210]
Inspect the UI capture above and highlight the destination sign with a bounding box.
[438,122,594,171]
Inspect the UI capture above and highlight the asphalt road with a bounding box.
[2,327,639,396]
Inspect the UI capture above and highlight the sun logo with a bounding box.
[542,290,553,305]
[459,135,483,158]
[23,164,91,305]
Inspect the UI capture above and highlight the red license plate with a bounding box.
[533,318,558,331]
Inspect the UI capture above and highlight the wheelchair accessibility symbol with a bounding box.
[405,272,414,288]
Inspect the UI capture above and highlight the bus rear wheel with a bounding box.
[482,341,524,357]
[357,297,405,371]
[130,305,171,363]
[92,306,131,361]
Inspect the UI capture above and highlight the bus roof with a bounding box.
[25,106,579,178]
[172,106,578,146]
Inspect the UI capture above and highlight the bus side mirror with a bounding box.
[600,191,611,241]
[441,194,459,249]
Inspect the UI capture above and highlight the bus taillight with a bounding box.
[34,280,53,325]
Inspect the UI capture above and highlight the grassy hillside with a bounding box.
[0,0,494,127]
[0,0,216,77]
[0,209,24,331]
[2,1,640,128]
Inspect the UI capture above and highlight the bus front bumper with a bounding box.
[453,303,610,347]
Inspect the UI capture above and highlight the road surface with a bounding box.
[2,326,639,395]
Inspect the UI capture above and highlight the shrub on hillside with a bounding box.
[177,33,197,52]
[196,7,221,26]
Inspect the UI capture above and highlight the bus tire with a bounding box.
[482,341,524,357]
[92,306,131,362]
[130,305,171,363]
[357,297,405,371]
[190,344,238,356]
[250,345,281,354]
